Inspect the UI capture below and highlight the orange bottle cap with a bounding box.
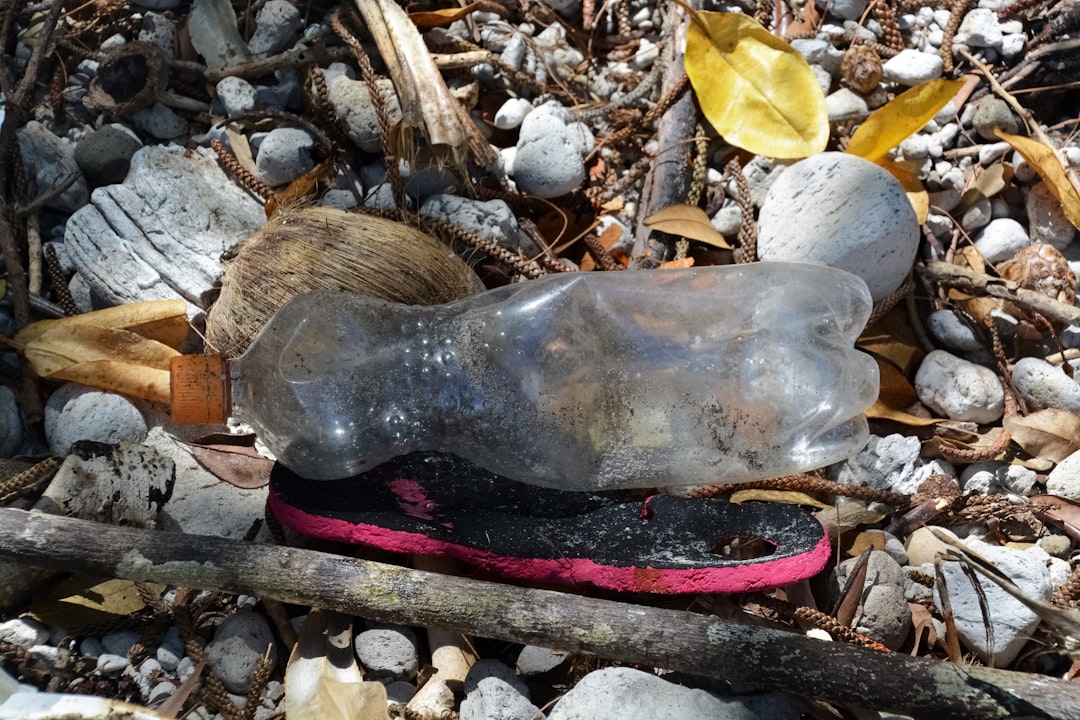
[170,355,229,424]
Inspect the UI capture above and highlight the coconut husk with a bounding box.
[205,206,485,358]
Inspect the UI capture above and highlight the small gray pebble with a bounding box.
[384,680,416,704]
[138,12,177,57]
[101,629,141,656]
[149,680,178,705]
[974,218,1030,263]
[44,383,147,456]
[1027,181,1076,249]
[255,128,315,187]
[216,76,257,117]
[516,646,569,676]
[836,551,912,648]
[97,653,130,674]
[460,659,541,720]
[205,610,279,694]
[132,102,189,140]
[1012,356,1080,414]
[970,96,1017,141]
[354,624,419,679]
[915,350,1004,423]
[832,433,956,495]
[960,196,992,232]
[74,124,143,188]
[80,637,104,659]
[514,112,585,198]
[247,0,302,55]
[960,461,1037,496]
[0,386,23,458]
[327,76,402,154]
[927,309,983,353]
[0,618,50,648]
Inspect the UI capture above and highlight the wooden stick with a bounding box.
[919,260,1080,327]
[1,509,1078,719]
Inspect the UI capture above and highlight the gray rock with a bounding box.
[513,112,585,198]
[327,75,402,154]
[460,659,543,720]
[354,625,418,679]
[1027,182,1076,249]
[44,383,147,456]
[0,618,49,649]
[960,196,992,232]
[74,124,143,188]
[548,667,760,720]
[828,0,867,21]
[138,12,177,57]
[915,350,1004,423]
[832,433,955,495]
[1012,356,1080,414]
[385,680,416,704]
[81,637,104,659]
[516,646,569,676]
[826,88,869,120]
[757,152,919,302]
[206,610,278,694]
[255,127,315,186]
[926,309,983,353]
[16,121,89,213]
[960,461,1037,496]
[247,0,302,55]
[101,629,141,656]
[974,218,1030,262]
[791,38,843,76]
[970,96,1018,141]
[934,537,1051,666]
[882,49,943,86]
[65,145,264,308]
[97,653,129,674]
[1047,449,1080,500]
[216,76,257,117]
[156,626,185,672]
[131,102,188,139]
[420,194,540,256]
[836,551,912,648]
[0,386,23,458]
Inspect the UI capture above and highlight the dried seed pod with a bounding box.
[996,242,1079,305]
[206,206,485,357]
[841,45,883,95]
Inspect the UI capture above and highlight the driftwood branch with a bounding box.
[919,260,1080,327]
[1,508,1078,719]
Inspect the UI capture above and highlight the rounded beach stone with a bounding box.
[205,609,278,694]
[44,383,147,455]
[255,127,315,186]
[354,624,419,679]
[974,218,1029,263]
[914,350,1004,423]
[757,152,919,301]
[1012,356,1080,414]
[513,112,585,198]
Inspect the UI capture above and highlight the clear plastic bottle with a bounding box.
[172,262,879,490]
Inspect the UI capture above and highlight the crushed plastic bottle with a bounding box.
[172,262,879,490]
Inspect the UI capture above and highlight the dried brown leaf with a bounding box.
[1031,494,1080,542]
[185,442,273,489]
[643,204,733,249]
[728,488,831,509]
[409,2,480,27]
[1003,408,1080,463]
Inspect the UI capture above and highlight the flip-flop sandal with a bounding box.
[268,452,830,594]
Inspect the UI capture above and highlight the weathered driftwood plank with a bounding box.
[0,507,1078,720]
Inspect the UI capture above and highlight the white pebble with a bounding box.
[915,349,1004,423]
[882,49,943,86]
[216,76,256,117]
[1049,449,1080,500]
[1012,357,1080,414]
[97,653,129,674]
[826,88,868,121]
[757,152,918,301]
[973,218,1030,263]
[961,461,1037,496]
[0,618,49,649]
[1001,33,1025,58]
[494,97,532,130]
[958,8,1003,48]
[513,112,584,198]
[44,383,147,456]
[1027,181,1076,249]
[632,38,659,69]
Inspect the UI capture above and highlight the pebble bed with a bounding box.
[2,0,1080,717]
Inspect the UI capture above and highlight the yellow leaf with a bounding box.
[730,488,831,509]
[23,324,179,376]
[409,2,479,28]
[47,360,172,404]
[867,356,943,426]
[685,11,827,158]
[643,204,732,249]
[15,299,189,348]
[846,79,965,163]
[996,129,1080,229]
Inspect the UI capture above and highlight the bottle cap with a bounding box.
[170,355,229,424]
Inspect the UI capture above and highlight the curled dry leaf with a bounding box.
[846,79,965,163]
[996,129,1080,230]
[409,1,479,27]
[1030,494,1080,543]
[185,441,273,489]
[684,11,828,158]
[729,488,831,509]
[15,298,189,348]
[1003,408,1080,463]
[643,204,732,249]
